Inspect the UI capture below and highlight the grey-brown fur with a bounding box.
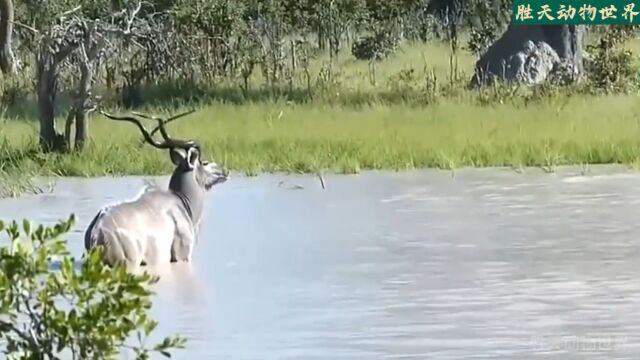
[84,111,228,270]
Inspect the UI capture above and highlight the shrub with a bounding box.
[0,214,186,360]
[585,26,639,92]
[351,33,400,61]
[466,25,498,58]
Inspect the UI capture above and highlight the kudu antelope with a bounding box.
[84,110,228,270]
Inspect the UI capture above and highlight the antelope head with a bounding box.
[99,109,229,223]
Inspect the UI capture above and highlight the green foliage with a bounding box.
[351,33,400,60]
[365,0,422,23]
[463,0,509,57]
[585,26,640,93]
[4,0,639,112]
[465,26,497,58]
[0,215,186,359]
[9,0,436,106]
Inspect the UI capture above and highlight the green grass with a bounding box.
[2,35,640,180]
[4,95,640,177]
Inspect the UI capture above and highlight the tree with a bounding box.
[34,2,175,152]
[0,0,16,74]
[0,214,186,359]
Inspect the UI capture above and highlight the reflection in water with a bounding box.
[148,262,208,307]
[1,167,640,359]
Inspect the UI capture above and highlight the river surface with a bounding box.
[1,167,640,359]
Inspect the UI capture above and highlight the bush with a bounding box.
[585,25,639,92]
[465,26,497,58]
[351,33,400,61]
[0,215,186,360]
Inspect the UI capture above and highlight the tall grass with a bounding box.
[3,95,640,176]
[2,37,640,178]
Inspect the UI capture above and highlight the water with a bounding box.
[1,167,640,359]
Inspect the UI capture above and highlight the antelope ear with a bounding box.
[170,148,187,166]
[187,147,200,169]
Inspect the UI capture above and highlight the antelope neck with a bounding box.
[168,169,204,223]
[173,191,194,220]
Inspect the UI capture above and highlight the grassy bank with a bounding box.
[2,36,640,180]
[4,95,640,177]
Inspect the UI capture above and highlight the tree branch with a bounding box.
[125,1,143,34]
[0,318,38,350]
[11,20,38,34]
[57,5,82,20]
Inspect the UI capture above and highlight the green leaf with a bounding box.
[22,220,31,237]
[0,213,187,357]
[144,321,158,336]
[34,224,44,240]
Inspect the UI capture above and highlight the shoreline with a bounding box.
[18,163,640,181]
[4,163,638,199]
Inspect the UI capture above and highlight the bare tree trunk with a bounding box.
[74,49,92,150]
[106,63,115,90]
[36,53,59,152]
[0,0,15,74]
[318,27,326,51]
[74,109,89,150]
[64,109,73,151]
[36,32,81,152]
